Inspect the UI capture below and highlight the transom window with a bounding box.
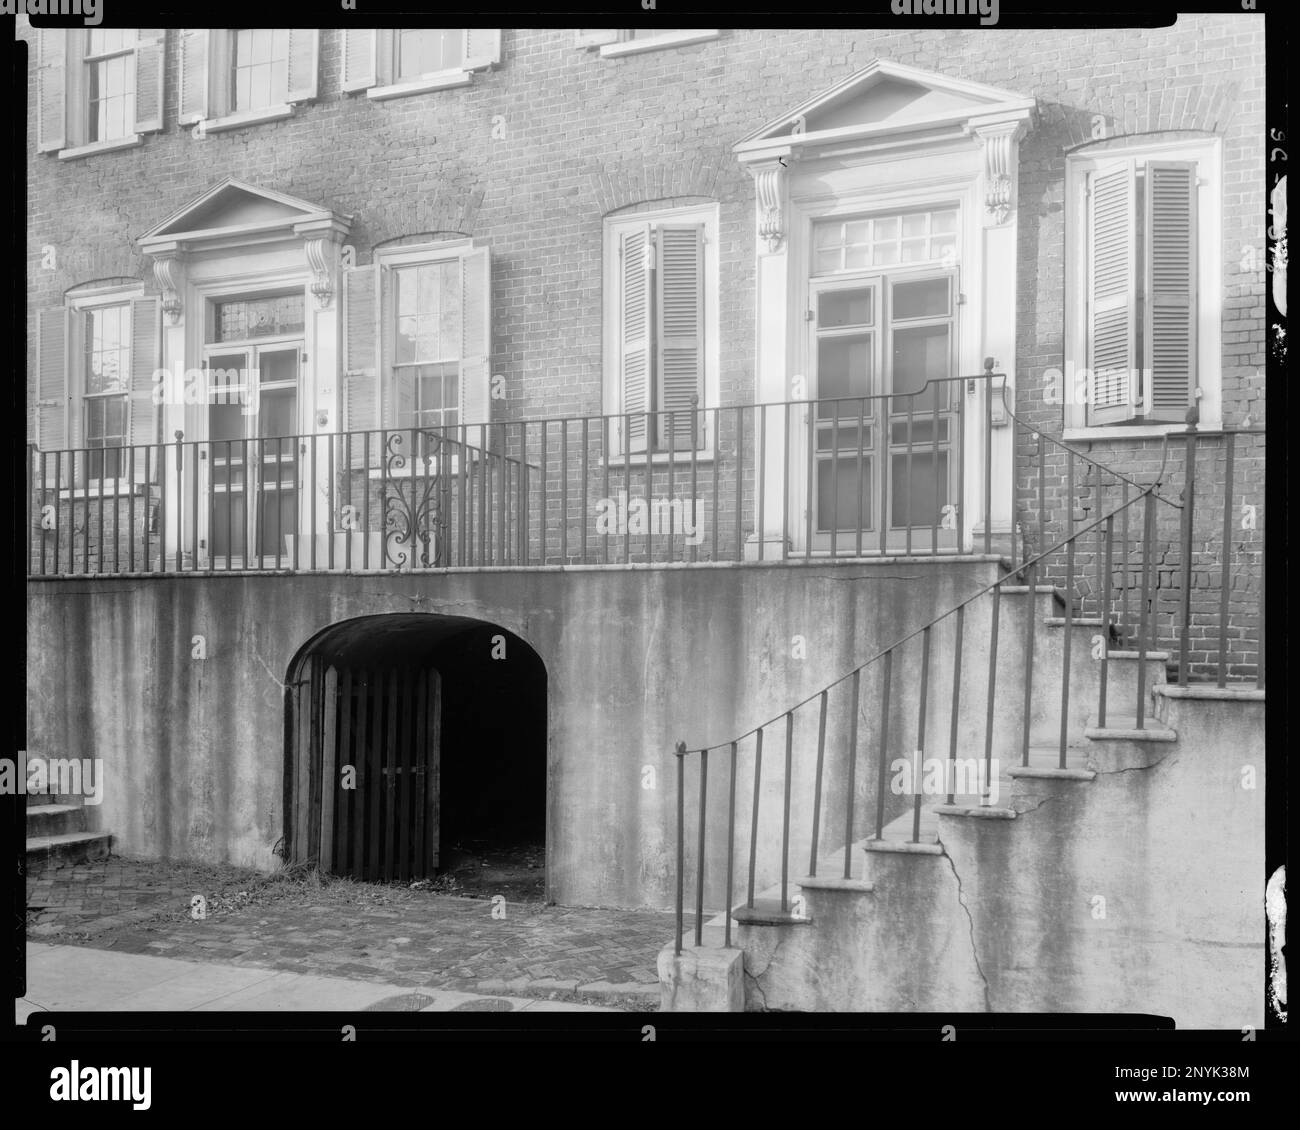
[84,28,136,143]
[813,208,958,275]
[84,303,130,478]
[232,29,291,112]
[392,262,462,433]
[213,294,305,343]
[396,29,466,79]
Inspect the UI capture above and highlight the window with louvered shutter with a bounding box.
[133,30,165,134]
[655,224,705,450]
[36,307,70,457]
[1075,149,1206,430]
[1143,161,1197,423]
[178,29,209,123]
[1086,160,1139,426]
[36,29,67,153]
[129,296,161,482]
[619,226,653,454]
[343,264,379,466]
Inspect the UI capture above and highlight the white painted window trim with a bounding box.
[52,29,145,160]
[601,202,720,463]
[57,134,143,160]
[1063,136,1222,439]
[373,238,476,432]
[367,68,473,100]
[192,31,314,135]
[599,30,720,58]
[361,30,498,101]
[201,104,295,133]
[65,283,145,489]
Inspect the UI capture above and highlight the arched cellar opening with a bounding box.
[284,614,547,895]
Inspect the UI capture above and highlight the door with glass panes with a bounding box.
[202,293,304,566]
[806,208,960,553]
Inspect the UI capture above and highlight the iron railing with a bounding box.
[672,420,1266,952]
[28,373,1010,576]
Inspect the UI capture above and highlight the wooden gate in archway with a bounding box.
[287,659,442,880]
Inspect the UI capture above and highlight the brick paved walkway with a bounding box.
[26,858,676,1008]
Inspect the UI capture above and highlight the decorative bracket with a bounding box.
[752,160,788,253]
[151,254,183,323]
[304,236,337,309]
[973,120,1027,226]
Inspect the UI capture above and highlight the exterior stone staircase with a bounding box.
[26,791,112,874]
[666,571,1265,1027]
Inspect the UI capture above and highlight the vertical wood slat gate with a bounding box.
[288,659,441,880]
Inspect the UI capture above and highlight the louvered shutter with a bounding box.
[36,29,67,153]
[178,29,209,124]
[655,224,705,450]
[344,265,379,466]
[129,297,161,481]
[620,226,653,453]
[575,30,619,48]
[133,30,165,133]
[460,245,492,451]
[1143,161,1198,423]
[286,29,320,103]
[37,307,70,466]
[1086,160,1139,426]
[341,28,377,91]
[464,29,502,70]
[382,263,412,432]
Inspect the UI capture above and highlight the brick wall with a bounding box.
[23,20,1267,673]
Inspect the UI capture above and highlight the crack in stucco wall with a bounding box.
[1093,749,1178,775]
[941,851,993,1012]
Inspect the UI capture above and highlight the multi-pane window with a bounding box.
[84,28,136,143]
[231,29,291,112]
[396,29,465,79]
[392,262,462,434]
[84,304,130,478]
[813,208,958,275]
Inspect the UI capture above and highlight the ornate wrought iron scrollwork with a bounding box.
[383,430,445,569]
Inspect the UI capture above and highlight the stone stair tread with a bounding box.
[1084,723,1177,741]
[25,804,82,817]
[26,831,110,850]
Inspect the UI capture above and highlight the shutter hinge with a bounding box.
[805,309,815,321]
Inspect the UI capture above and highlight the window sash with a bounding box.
[231,29,290,112]
[396,29,467,80]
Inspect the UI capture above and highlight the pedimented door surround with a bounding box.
[734,59,1035,555]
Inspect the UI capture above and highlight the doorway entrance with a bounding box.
[284,614,547,890]
[202,292,305,566]
[803,209,962,553]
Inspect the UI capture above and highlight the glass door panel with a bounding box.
[886,276,956,542]
[813,285,877,538]
[252,347,299,561]
[207,351,250,559]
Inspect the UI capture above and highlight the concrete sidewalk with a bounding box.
[17,943,621,1019]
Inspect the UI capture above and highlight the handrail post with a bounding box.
[1178,422,1198,683]
[1218,433,1234,687]
[1098,515,1115,728]
[694,746,708,947]
[725,741,737,947]
[674,741,685,955]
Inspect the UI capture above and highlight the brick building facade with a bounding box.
[22,21,1267,901]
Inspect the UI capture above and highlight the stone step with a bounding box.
[25,792,87,808]
[26,831,111,872]
[25,804,85,838]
